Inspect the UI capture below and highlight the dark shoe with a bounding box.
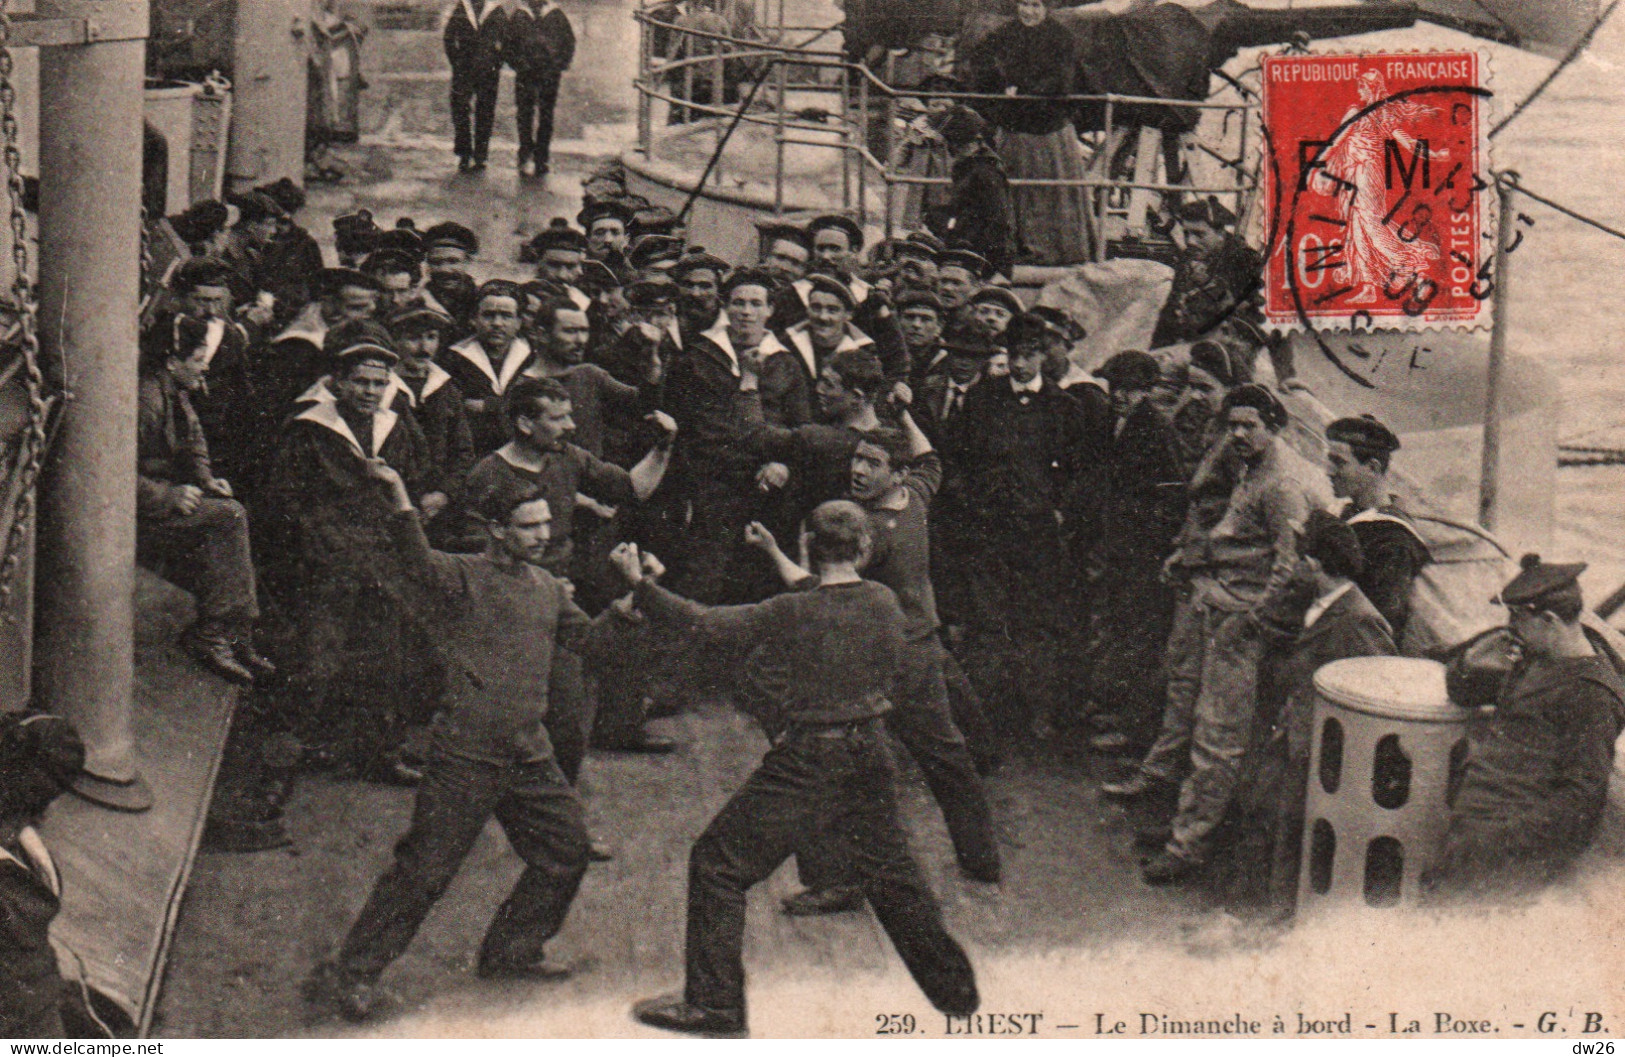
[184,634,256,686]
[1141,848,1200,885]
[302,961,386,1023]
[234,640,278,681]
[588,839,614,862]
[1090,731,1132,754]
[1101,772,1162,801]
[471,158,487,171]
[535,161,550,176]
[593,732,676,754]
[457,155,473,172]
[958,860,1002,885]
[201,816,292,854]
[781,886,864,916]
[633,994,746,1037]
[1133,823,1172,851]
[476,957,573,982]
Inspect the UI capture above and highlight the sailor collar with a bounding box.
[294,397,399,458]
[784,321,873,379]
[451,335,534,396]
[273,302,329,348]
[391,361,453,407]
[700,320,789,378]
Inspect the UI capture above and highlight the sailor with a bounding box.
[671,248,730,341]
[333,209,383,270]
[577,199,635,276]
[506,0,576,177]
[304,471,626,1022]
[1423,556,1625,901]
[261,267,382,418]
[386,305,475,494]
[1150,196,1263,349]
[757,221,812,290]
[746,411,1003,915]
[1115,384,1310,884]
[896,288,947,382]
[421,221,483,325]
[137,316,274,687]
[362,247,428,319]
[779,272,882,390]
[619,515,979,1037]
[443,0,507,171]
[441,279,536,456]
[521,295,660,462]
[529,222,593,312]
[1324,414,1430,640]
[0,713,83,1038]
[892,231,945,295]
[626,233,688,280]
[257,335,436,778]
[934,249,992,343]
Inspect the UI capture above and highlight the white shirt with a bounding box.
[1010,374,1043,395]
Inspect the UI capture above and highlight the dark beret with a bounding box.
[324,318,399,368]
[334,209,382,255]
[1221,382,1288,430]
[937,105,989,147]
[1028,305,1086,342]
[722,267,778,297]
[895,288,945,315]
[1004,311,1059,351]
[422,221,480,255]
[1497,553,1587,609]
[628,276,679,309]
[169,256,235,294]
[577,199,637,231]
[937,248,993,280]
[631,205,681,239]
[233,191,286,224]
[804,272,856,311]
[671,249,730,280]
[807,214,864,251]
[317,267,382,297]
[628,233,685,271]
[1189,339,1249,388]
[169,200,229,244]
[969,286,1023,316]
[529,223,588,256]
[361,248,422,279]
[896,231,945,260]
[387,304,453,334]
[372,226,425,259]
[759,222,810,251]
[1326,414,1401,457]
[254,177,306,214]
[1095,350,1161,391]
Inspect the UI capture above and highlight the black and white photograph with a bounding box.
[0,0,1621,1041]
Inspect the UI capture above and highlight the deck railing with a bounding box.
[633,3,1261,261]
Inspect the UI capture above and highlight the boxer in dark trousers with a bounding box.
[305,465,622,1022]
[623,506,978,1037]
[443,0,506,171]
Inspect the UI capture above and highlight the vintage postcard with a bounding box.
[1,0,1621,1045]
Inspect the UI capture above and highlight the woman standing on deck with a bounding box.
[966,0,1091,265]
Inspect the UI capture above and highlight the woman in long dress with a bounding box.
[967,0,1091,265]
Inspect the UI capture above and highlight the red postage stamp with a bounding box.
[1261,51,1490,331]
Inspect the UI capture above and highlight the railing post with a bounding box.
[856,70,869,225]
[637,9,652,156]
[839,65,852,212]
[774,59,787,214]
[713,50,726,179]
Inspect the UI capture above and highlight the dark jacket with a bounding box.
[504,1,576,78]
[1341,501,1431,642]
[934,145,1017,279]
[444,0,506,73]
[940,375,1099,531]
[660,326,761,500]
[137,372,213,519]
[1098,398,1187,568]
[969,15,1079,136]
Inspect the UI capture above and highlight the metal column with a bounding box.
[33,0,152,811]
[226,0,308,190]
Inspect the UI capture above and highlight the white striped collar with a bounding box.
[293,398,399,458]
[784,321,873,379]
[391,361,453,407]
[700,321,789,378]
[451,335,534,396]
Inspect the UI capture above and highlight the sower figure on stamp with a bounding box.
[305,466,625,1022]
[744,410,1002,919]
[617,515,979,1038]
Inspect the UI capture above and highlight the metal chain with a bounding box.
[0,0,52,618]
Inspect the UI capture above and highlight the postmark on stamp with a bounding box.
[1261,51,1491,332]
